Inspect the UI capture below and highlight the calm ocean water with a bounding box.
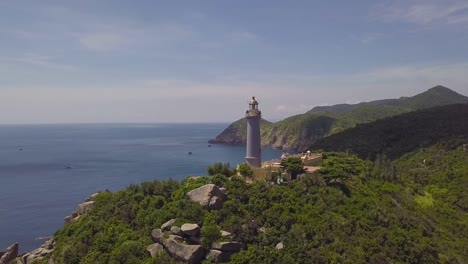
[0,123,283,252]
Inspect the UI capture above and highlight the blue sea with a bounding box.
[0,123,283,252]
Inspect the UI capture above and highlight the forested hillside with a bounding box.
[33,141,468,263]
[210,86,468,150]
[312,104,468,159]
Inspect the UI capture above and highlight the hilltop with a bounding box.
[209,86,468,150]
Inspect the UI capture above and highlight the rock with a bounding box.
[181,223,200,237]
[77,201,95,215]
[21,253,30,264]
[187,235,202,245]
[146,243,165,257]
[206,249,233,263]
[220,230,231,237]
[162,236,205,264]
[151,229,164,244]
[169,235,184,243]
[42,238,54,250]
[212,241,244,252]
[64,215,73,225]
[84,192,99,202]
[208,196,224,210]
[161,219,176,231]
[219,187,227,194]
[170,226,184,237]
[0,243,19,264]
[187,184,226,209]
[275,242,284,250]
[26,254,44,264]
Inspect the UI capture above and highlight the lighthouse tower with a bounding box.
[245,96,262,168]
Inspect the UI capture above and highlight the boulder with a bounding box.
[275,242,284,250]
[219,187,227,195]
[146,243,165,257]
[208,196,224,210]
[187,184,226,209]
[151,229,164,244]
[161,219,176,231]
[206,249,234,263]
[0,243,18,264]
[212,241,244,252]
[220,230,231,237]
[187,235,202,245]
[162,236,205,264]
[77,201,95,215]
[26,254,44,264]
[170,226,184,237]
[181,223,200,237]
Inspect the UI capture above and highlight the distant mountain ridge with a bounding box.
[209,86,468,150]
[307,85,468,114]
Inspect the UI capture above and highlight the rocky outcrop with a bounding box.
[20,237,55,264]
[181,224,200,237]
[206,249,235,263]
[64,193,98,225]
[187,184,226,210]
[163,236,205,264]
[161,219,176,231]
[0,243,18,264]
[212,242,244,252]
[150,219,242,263]
[146,243,164,257]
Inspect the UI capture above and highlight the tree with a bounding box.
[280,157,305,180]
[207,162,235,176]
[238,163,253,177]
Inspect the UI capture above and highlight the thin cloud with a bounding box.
[371,0,468,25]
[0,54,76,71]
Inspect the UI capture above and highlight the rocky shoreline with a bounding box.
[0,193,98,264]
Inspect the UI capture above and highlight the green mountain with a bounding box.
[210,86,468,150]
[312,103,468,159]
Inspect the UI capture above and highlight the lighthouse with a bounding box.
[245,96,262,167]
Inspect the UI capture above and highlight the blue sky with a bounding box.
[1,0,468,123]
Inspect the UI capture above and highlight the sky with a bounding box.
[1,0,468,124]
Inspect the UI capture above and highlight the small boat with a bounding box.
[208,145,212,147]
[188,152,193,155]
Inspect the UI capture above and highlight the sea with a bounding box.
[0,123,284,253]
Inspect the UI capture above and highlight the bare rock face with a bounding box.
[151,229,164,244]
[146,243,164,257]
[170,226,184,237]
[22,237,55,264]
[0,243,18,264]
[220,230,231,237]
[208,196,224,210]
[206,249,234,263]
[187,184,226,210]
[163,236,205,264]
[275,242,284,250]
[64,195,96,225]
[212,241,244,252]
[77,201,95,215]
[181,223,200,237]
[161,219,176,231]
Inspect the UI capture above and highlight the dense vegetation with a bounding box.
[210,86,468,150]
[312,103,468,160]
[39,140,467,263]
